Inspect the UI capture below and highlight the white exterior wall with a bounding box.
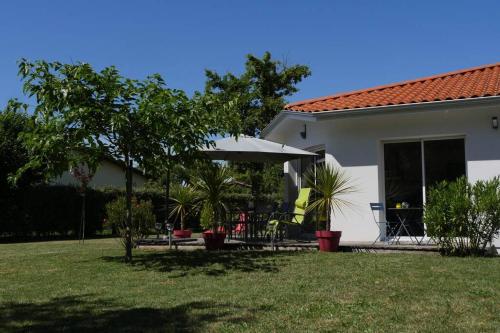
[54,160,148,189]
[267,103,500,246]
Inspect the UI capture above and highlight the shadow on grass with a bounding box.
[0,294,266,333]
[102,250,299,277]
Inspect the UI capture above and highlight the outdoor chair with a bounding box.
[266,187,312,249]
[370,202,397,245]
[234,212,247,236]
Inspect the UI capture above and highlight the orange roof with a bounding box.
[285,63,500,112]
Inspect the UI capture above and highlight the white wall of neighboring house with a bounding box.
[266,101,500,248]
[53,160,148,189]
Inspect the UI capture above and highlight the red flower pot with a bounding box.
[315,230,342,252]
[202,230,226,250]
[173,229,192,238]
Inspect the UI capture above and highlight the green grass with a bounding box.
[0,239,498,332]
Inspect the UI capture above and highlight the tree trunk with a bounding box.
[80,189,86,244]
[164,167,170,231]
[125,154,133,263]
[164,149,171,233]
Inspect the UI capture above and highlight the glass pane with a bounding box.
[384,142,424,236]
[300,149,326,188]
[424,139,466,191]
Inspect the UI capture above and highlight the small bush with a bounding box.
[424,176,500,256]
[105,197,155,247]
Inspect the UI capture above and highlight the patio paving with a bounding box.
[136,237,439,253]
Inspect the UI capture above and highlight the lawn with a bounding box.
[0,239,498,332]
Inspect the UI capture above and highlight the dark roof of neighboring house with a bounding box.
[285,62,500,113]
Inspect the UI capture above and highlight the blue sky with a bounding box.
[1,0,499,107]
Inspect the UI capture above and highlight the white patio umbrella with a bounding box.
[202,135,317,162]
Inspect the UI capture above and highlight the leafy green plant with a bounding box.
[105,197,155,248]
[193,163,233,232]
[12,59,240,262]
[424,176,500,256]
[205,51,310,136]
[169,184,200,230]
[305,164,356,231]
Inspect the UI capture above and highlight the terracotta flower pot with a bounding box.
[315,230,342,252]
[202,230,226,250]
[173,229,192,238]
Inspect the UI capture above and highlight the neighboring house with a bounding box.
[53,157,148,189]
[263,63,500,247]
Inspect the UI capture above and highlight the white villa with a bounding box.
[263,63,500,248]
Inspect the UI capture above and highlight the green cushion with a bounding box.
[295,198,307,209]
[294,188,311,211]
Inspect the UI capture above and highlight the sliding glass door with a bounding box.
[384,142,424,236]
[424,139,466,193]
[383,138,466,237]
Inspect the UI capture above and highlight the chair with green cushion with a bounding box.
[266,187,312,249]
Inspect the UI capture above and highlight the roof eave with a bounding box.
[261,110,314,138]
[263,95,500,138]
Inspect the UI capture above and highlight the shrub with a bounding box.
[424,176,500,256]
[105,197,155,247]
[193,163,233,232]
[169,184,200,230]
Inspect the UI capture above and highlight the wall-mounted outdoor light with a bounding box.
[300,124,307,139]
[493,116,498,130]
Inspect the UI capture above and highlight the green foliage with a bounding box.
[305,164,356,231]
[205,51,310,136]
[193,163,234,231]
[105,197,155,247]
[199,203,215,231]
[0,102,37,186]
[12,59,240,261]
[169,184,201,230]
[424,176,500,256]
[0,186,165,239]
[205,52,306,201]
[0,105,46,231]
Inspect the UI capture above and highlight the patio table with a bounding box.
[387,207,423,244]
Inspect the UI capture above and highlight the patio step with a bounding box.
[136,238,439,253]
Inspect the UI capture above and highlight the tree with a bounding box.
[205,51,311,136]
[12,59,239,262]
[205,51,310,203]
[0,101,44,234]
[0,100,41,188]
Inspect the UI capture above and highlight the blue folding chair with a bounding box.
[370,203,397,245]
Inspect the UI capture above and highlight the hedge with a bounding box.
[0,185,282,240]
[0,186,165,239]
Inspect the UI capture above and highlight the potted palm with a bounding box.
[193,163,233,250]
[169,184,200,238]
[305,164,355,252]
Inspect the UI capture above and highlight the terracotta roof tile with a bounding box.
[285,63,500,112]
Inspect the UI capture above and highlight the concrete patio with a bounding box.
[137,237,439,253]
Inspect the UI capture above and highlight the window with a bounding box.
[299,149,325,189]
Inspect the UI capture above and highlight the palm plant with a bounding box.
[193,163,234,232]
[169,184,200,230]
[305,164,356,231]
